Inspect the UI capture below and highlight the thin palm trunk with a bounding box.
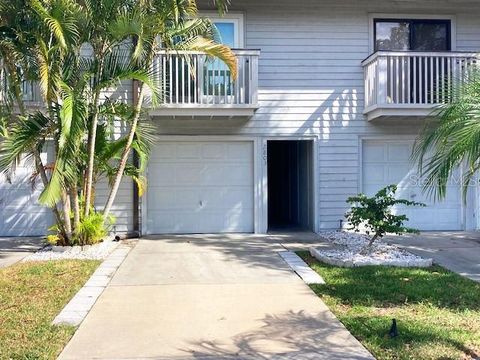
[71,186,80,232]
[103,82,146,217]
[61,189,72,241]
[84,56,105,217]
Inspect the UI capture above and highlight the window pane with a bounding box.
[214,22,235,47]
[375,21,410,51]
[412,22,449,51]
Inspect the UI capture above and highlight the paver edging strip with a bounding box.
[279,250,325,284]
[52,241,134,326]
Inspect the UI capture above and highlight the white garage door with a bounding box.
[0,157,53,236]
[362,140,463,231]
[146,141,254,234]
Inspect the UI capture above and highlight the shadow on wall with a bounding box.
[181,310,372,360]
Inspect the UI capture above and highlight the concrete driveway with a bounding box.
[0,237,44,268]
[59,234,373,360]
[386,231,480,282]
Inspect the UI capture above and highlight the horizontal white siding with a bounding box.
[95,177,134,234]
[153,0,480,230]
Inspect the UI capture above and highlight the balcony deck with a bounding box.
[362,51,479,121]
[149,49,260,118]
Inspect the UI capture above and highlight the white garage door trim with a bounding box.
[143,137,259,234]
[360,137,465,231]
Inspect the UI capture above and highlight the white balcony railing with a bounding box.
[1,49,260,117]
[0,72,42,106]
[151,49,259,115]
[362,51,479,120]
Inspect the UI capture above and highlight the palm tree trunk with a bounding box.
[103,82,146,217]
[71,186,80,233]
[84,56,105,217]
[61,190,72,242]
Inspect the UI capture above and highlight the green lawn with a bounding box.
[298,251,480,360]
[0,260,100,359]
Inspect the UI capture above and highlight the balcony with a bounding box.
[149,49,260,118]
[0,78,43,110]
[362,51,479,121]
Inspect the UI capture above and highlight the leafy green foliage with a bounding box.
[48,205,115,246]
[0,0,238,244]
[75,211,114,246]
[346,185,425,246]
[413,69,480,201]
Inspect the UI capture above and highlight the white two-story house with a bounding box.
[1,0,480,236]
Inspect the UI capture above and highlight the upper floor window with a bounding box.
[207,13,244,48]
[374,19,451,52]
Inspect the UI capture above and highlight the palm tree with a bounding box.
[412,70,480,200]
[0,0,238,244]
[103,0,237,217]
[0,0,83,240]
[0,0,155,244]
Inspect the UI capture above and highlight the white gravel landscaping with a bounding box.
[23,239,119,261]
[310,231,433,268]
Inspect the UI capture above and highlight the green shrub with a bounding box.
[47,211,115,246]
[75,212,115,246]
[346,185,425,251]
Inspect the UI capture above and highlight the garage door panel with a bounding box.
[147,141,254,234]
[202,187,253,208]
[202,143,225,159]
[363,140,462,231]
[228,143,253,160]
[387,165,412,183]
[388,144,411,161]
[0,148,54,236]
[363,144,385,161]
[363,164,384,183]
[176,143,201,159]
[223,165,252,185]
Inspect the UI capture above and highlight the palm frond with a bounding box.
[413,70,480,201]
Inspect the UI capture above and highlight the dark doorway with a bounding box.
[267,140,314,231]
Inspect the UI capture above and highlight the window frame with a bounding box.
[368,13,456,53]
[373,18,452,52]
[200,12,245,48]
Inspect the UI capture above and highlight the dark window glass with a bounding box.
[375,21,410,51]
[374,19,450,51]
[411,22,449,51]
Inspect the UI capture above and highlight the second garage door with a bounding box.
[146,141,254,234]
[362,140,463,231]
[0,155,53,236]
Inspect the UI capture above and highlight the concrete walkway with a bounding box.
[0,237,44,268]
[59,234,373,360]
[386,231,480,282]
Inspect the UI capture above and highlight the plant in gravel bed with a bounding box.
[346,185,425,253]
[297,251,480,360]
[0,260,100,359]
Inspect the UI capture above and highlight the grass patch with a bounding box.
[0,260,100,359]
[297,251,480,360]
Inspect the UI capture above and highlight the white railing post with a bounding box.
[377,55,388,105]
[250,54,259,105]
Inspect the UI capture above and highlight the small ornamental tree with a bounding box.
[345,185,425,252]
